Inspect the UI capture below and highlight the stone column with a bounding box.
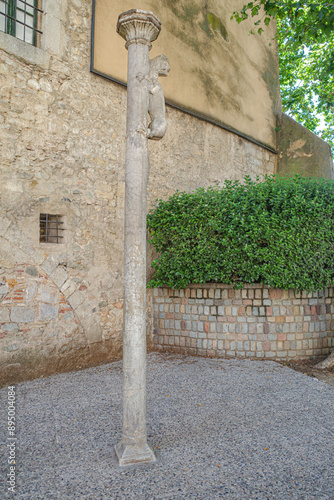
[115,9,161,466]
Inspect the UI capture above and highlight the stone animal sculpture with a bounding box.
[147,54,170,140]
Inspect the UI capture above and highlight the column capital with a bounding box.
[117,9,161,50]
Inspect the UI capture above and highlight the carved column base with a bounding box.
[115,440,156,466]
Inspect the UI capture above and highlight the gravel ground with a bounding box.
[1,353,334,500]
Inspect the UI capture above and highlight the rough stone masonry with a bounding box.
[0,0,279,386]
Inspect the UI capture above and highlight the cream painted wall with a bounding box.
[92,0,281,149]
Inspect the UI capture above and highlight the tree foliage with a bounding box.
[231,1,334,148]
[147,175,334,290]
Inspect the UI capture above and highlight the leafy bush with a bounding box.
[147,175,334,290]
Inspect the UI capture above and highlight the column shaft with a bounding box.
[123,42,149,444]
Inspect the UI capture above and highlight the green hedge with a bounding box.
[147,175,334,290]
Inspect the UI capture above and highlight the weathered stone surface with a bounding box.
[85,323,102,344]
[41,255,60,276]
[38,284,60,304]
[50,266,68,288]
[0,285,9,297]
[0,0,280,386]
[0,308,10,322]
[3,344,19,352]
[2,323,19,334]
[0,217,11,236]
[277,114,333,179]
[38,303,59,321]
[11,307,35,323]
[68,291,84,310]
[25,266,39,277]
[116,8,161,466]
[61,280,77,299]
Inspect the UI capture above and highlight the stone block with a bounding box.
[51,266,68,288]
[38,284,59,304]
[0,285,9,297]
[41,255,60,275]
[25,266,39,277]
[0,308,10,322]
[85,323,102,343]
[39,303,58,321]
[68,291,85,310]
[3,344,19,352]
[61,279,77,298]
[2,323,19,334]
[11,307,34,323]
[277,351,288,358]
[265,351,276,358]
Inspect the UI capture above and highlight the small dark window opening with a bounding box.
[40,214,65,244]
[0,0,43,47]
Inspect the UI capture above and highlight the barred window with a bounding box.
[0,0,43,46]
[40,214,65,244]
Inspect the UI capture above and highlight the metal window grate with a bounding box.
[0,0,43,46]
[40,214,65,244]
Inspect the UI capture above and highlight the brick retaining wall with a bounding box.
[152,285,334,360]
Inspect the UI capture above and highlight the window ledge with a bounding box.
[0,31,50,69]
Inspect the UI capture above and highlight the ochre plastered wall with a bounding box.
[277,114,333,179]
[0,0,277,386]
[93,0,281,149]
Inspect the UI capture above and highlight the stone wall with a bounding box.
[277,114,333,179]
[152,285,334,360]
[0,0,278,385]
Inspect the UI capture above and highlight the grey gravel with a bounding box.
[1,353,334,499]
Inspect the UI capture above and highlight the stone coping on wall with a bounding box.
[152,284,334,361]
